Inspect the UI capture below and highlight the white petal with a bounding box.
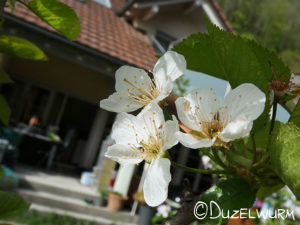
[105,144,144,165]
[153,51,186,82]
[175,89,220,131]
[115,65,153,95]
[137,102,165,135]
[175,131,214,149]
[219,120,253,142]
[162,119,179,151]
[100,92,142,113]
[222,83,266,121]
[111,112,146,146]
[143,158,171,207]
[154,78,173,102]
[175,97,200,131]
[291,73,300,85]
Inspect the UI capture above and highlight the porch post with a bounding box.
[172,146,190,185]
[80,108,109,169]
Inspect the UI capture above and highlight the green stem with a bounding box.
[212,148,227,169]
[251,133,257,164]
[200,148,224,168]
[269,100,277,135]
[171,161,232,175]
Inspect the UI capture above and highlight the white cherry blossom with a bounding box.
[175,83,266,149]
[105,102,179,206]
[100,51,186,113]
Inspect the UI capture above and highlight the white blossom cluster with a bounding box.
[100,51,266,207]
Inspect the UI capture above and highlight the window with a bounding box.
[93,0,111,8]
[151,30,176,55]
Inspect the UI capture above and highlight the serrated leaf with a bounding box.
[0,191,30,218]
[0,35,47,60]
[0,95,11,126]
[0,69,13,84]
[270,122,300,199]
[290,101,300,128]
[195,178,256,225]
[28,0,80,41]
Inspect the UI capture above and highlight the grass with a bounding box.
[7,210,102,225]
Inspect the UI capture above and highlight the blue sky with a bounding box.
[182,70,290,123]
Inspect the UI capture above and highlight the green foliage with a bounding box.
[0,191,30,219]
[256,183,284,201]
[280,50,300,72]
[269,122,300,199]
[0,35,47,60]
[196,178,256,225]
[290,101,300,128]
[219,0,300,71]
[9,0,16,12]
[0,69,13,84]
[9,210,97,225]
[0,95,11,126]
[27,0,81,41]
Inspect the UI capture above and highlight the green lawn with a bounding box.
[8,210,103,225]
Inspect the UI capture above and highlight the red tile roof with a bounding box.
[5,0,157,70]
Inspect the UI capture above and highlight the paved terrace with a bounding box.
[14,166,138,225]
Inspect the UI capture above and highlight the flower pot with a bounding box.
[107,193,127,212]
[138,205,156,225]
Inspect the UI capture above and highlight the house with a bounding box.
[1,0,232,186]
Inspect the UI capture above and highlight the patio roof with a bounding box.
[4,0,157,70]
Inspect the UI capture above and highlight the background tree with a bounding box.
[219,0,300,71]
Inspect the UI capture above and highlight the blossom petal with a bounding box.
[175,97,200,131]
[143,158,171,207]
[100,92,142,113]
[154,78,173,102]
[105,144,144,165]
[111,112,146,146]
[222,83,266,121]
[162,118,179,151]
[115,65,153,95]
[175,89,220,131]
[219,120,253,142]
[153,51,186,82]
[291,73,300,85]
[137,102,165,136]
[175,131,214,149]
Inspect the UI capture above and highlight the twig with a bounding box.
[171,161,232,175]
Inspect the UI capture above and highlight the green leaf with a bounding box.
[195,178,256,225]
[290,101,300,128]
[0,95,11,126]
[9,0,16,12]
[0,191,30,218]
[270,122,300,199]
[0,35,47,60]
[256,183,284,201]
[28,0,80,41]
[0,69,13,84]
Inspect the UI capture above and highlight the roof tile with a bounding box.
[5,0,157,70]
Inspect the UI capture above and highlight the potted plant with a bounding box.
[106,191,127,212]
[133,190,156,225]
[95,190,108,207]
